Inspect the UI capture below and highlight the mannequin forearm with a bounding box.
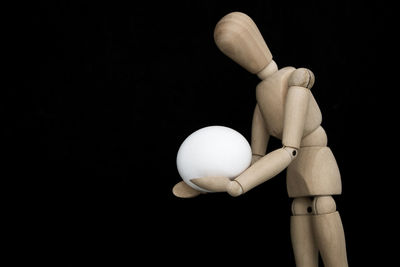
[231,147,294,195]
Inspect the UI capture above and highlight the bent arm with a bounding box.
[251,104,270,164]
[229,69,314,196]
[230,147,294,195]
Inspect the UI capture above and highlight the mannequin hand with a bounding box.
[227,180,243,197]
[172,181,203,198]
[190,177,244,197]
[191,176,230,192]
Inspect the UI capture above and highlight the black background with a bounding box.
[4,1,397,265]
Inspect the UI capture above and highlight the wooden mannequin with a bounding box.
[173,12,348,267]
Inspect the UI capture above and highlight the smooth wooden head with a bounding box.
[214,12,273,74]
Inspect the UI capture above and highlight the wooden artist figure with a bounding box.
[173,12,348,267]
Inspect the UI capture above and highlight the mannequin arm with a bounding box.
[182,106,269,194]
[172,181,202,198]
[184,69,315,196]
[228,147,295,196]
[228,69,313,196]
[187,80,312,195]
[251,104,270,165]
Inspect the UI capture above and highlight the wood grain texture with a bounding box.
[214,12,272,74]
[234,148,292,193]
[291,198,347,266]
[251,104,270,157]
[251,154,263,165]
[288,68,315,89]
[291,215,319,267]
[256,67,296,139]
[282,86,311,149]
[313,196,337,215]
[190,176,230,192]
[256,67,322,140]
[286,147,342,198]
[226,180,243,197]
[313,212,348,267]
[300,126,328,147]
[257,60,278,80]
[211,12,348,266]
[172,181,201,198]
[292,197,313,215]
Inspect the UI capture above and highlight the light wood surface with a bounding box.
[251,154,262,165]
[313,211,348,267]
[234,148,292,194]
[257,60,278,80]
[256,67,322,140]
[286,147,342,198]
[291,215,319,267]
[251,104,270,157]
[227,180,243,197]
[174,11,348,266]
[313,196,336,214]
[300,126,327,147]
[190,176,231,192]
[214,12,273,74]
[172,181,201,198]
[288,68,315,89]
[282,86,311,149]
[291,197,348,266]
[291,197,313,215]
[256,67,296,139]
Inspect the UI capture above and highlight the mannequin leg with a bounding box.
[291,198,319,267]
[312,196,348,267]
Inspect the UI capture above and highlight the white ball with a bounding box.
[176,126,252,192]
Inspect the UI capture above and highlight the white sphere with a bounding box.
[176,126,252,192]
